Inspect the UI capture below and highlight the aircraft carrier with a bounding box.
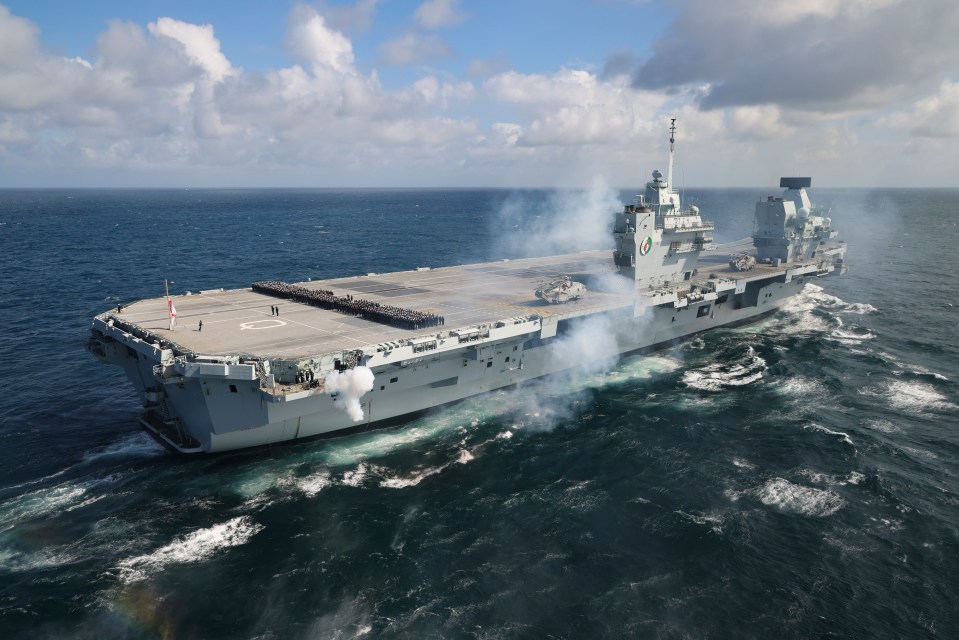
[88,122,847,454]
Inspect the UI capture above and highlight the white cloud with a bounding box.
[0,117,29,143]
[750,0,901,25]
[147,17,236,82]
[793,125,859,163]
[466,54,511,78]
[0,4,38,67]
[286,5,357,75]
[491,122,522,146]
[485,68,667,146]
[414,0,466,29]
[0,2,954,187]
[317,0,381,32]
[632,0,959,113]
[404,76,475,107]
[378,32,451,66]
[878,81,959,137]
[726,105,794,141]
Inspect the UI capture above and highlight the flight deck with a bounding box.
[108,240,798,360]
[114,250,623,359]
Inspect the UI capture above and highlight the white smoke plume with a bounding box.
[492,177,621,258]
[481,178,653,430]
[325,366,375,421]
[547,313,622,379]
[507,311,646,432]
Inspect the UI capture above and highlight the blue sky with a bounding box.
[0,0,957,187]
[4,1,673,75]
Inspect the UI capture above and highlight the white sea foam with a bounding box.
[866,418,901,434]
[0,546,79,573]
[724,487,746,503]
[846,472,866,485]
[827,325,877,346]
[777,309,834,335]
[65,493,108,512]
[380,441,482,489]
[682,347,766,391]
[341,463,375,487]
[903,365,949,381]
[610,354,682,382]
[842,302,877,315]
[557,481,608,513]
[773,283,877,339]
[320,414,469,467]
[879,517,904,532]
[0,467,70,495]
[900,446,938,461]
[234,466,334,506]
[804,423,854,447]
[732,458,756,470]
[295,471,333,497]
[116,516,263,583]
[0,484,88,531]
[781,288,821,313]
[675,510,725,535]
[0,472,132,530]
[799,469,864,486]
[878,352,949,382]
[81,432,165,463]
[799,470,833,485]
[756,478,845,517]
[379,466,445,489]
[776,376,827,399]
[880,380,956,413]
[802,283,847,308]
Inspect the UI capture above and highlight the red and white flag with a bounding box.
[168,299,177,330]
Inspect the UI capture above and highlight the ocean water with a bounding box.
[0,186,957,639]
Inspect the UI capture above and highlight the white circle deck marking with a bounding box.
[240,319,288,330]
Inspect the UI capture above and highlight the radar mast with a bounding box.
[667,118,676,194]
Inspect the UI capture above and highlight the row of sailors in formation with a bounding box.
[252,280,445,330]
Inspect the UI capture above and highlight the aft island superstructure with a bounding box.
[88,122,847,454]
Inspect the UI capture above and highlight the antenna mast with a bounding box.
[667,118,677,194]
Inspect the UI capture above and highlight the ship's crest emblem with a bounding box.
[639,236,653,256]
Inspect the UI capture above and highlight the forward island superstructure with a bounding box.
[88,122,846,453]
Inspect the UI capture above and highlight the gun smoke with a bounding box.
[325,366,376,421]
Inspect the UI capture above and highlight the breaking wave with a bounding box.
[803,423,855,447]
[116,516,263,583]
[682,345,766,391]
[768,283,876,341]
[826,317,877,346]
[756,478,845,518]
[861,380,956,413]
[799,469,866,486]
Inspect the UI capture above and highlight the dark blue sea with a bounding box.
[0,186,957,639]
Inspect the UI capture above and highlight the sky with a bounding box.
[0,0,957,188]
